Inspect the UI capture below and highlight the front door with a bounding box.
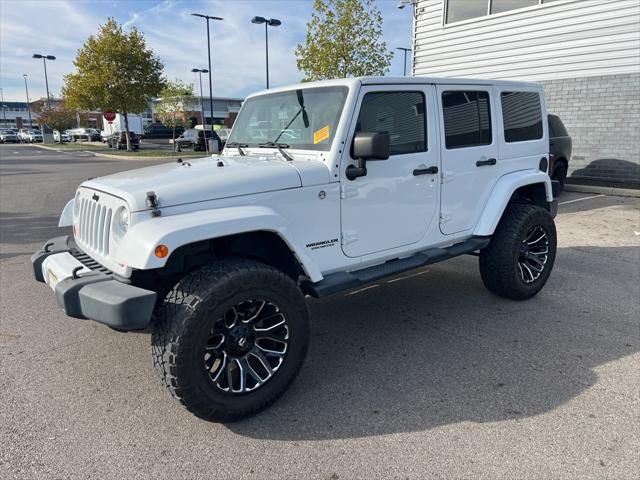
[340,85,439,258]
[436,85,499,235]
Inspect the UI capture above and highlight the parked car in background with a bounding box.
[175,128,221,152]
[548,114,572,191]
[17,128,32,142]
[216,128,231,148]
[53,130,71,143]
[107,131,140,150]
[67,128,101,142]
[87,129,102,141]
[66,128,90,141]
[0,130,19,143]
[23,130,43,143]
[143,123,185,139]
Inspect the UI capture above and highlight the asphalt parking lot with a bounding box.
[1,144,639,479]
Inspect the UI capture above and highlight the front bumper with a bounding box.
[31,236,157,331]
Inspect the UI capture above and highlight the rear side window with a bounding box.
[442,91,492,149]
[548,114,568,138]
[355,91,426,155]
[501,91,543,142]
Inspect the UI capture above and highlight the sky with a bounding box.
[0,0,414,102]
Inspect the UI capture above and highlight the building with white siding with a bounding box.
[411,0,640,186]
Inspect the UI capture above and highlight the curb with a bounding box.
[564,184,640,198]
[30,143,211,161]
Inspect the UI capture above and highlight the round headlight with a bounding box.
[117,207,129,231]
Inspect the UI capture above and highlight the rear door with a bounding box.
[437,85,498,235]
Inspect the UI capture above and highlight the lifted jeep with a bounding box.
[32,77,559,421]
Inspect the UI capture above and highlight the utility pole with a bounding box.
[32,54,56,109]
[251,16,282,89]
[396,47,412,76]
[0,88,6,126]
[23,75,33,128]
[192,68,209,154]
[192,13,223,151]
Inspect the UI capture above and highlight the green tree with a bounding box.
[35,102,77,135]
[295,0,393,81]
[155,79,195,149]
[62,18,165,150]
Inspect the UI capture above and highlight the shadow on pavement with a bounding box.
[570,158,640,189]
[227,246,638,440]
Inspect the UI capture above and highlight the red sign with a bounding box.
[103,111,116,122]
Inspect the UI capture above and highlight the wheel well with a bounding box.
[553,157,568,173]
[509,183,548,209]
[132,231,306,294]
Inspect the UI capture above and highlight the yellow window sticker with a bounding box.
[313,125,330,144]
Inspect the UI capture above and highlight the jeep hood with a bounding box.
[82,155,304,212]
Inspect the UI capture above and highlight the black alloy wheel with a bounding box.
[204,299,290,394]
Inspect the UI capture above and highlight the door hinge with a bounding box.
[341,230,359,245]
[340,184,358,200]
[441,170,455,184]
[440,213,453,224]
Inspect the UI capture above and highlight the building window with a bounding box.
[501,91,543,142]
[356,91,427,155]
[446,0,555,24]
[442,91,492,149]
[491,0,538,15]
[446,0,488,24]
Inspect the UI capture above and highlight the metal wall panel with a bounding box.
[413,0,640,81]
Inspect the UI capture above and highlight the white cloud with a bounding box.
[0,0,414,102]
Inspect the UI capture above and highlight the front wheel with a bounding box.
[479,204,557,300]
[152,259,310,422]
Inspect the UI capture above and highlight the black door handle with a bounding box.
[476,158,497,167]
[413,166,438,175]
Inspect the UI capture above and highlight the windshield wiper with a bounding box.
[226,142,247,156]
[258,141,294,162]
[273,89,309,145]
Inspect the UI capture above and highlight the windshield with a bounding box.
[228,86,348,150]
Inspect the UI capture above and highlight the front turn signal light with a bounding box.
[154,244,169,258]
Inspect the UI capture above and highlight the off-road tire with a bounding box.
[151,258,310,422]
[552,162,567,193]
[479,204,556,300]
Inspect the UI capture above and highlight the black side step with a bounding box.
[304,236,490,298]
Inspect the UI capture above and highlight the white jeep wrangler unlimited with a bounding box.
[32,77,559,421]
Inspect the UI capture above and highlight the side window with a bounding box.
[501,91,543,142]
[355,91,426,156]
[442,91,492,149]
[548,114,568,138]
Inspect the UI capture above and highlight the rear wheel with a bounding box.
[152,259,310,422]
[552,161,567,193]
[479,204,557,300]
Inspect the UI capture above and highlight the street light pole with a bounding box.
[0,88,6,125]
[396,47,412,76]
[192,13,223,150]
[251,16,281,89]
[23,75,33,128]
[32,54,56,108]
[192,68,210,154]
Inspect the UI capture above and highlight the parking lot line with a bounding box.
[559,194,606,206]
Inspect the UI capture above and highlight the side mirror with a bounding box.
[347,131,390,180]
